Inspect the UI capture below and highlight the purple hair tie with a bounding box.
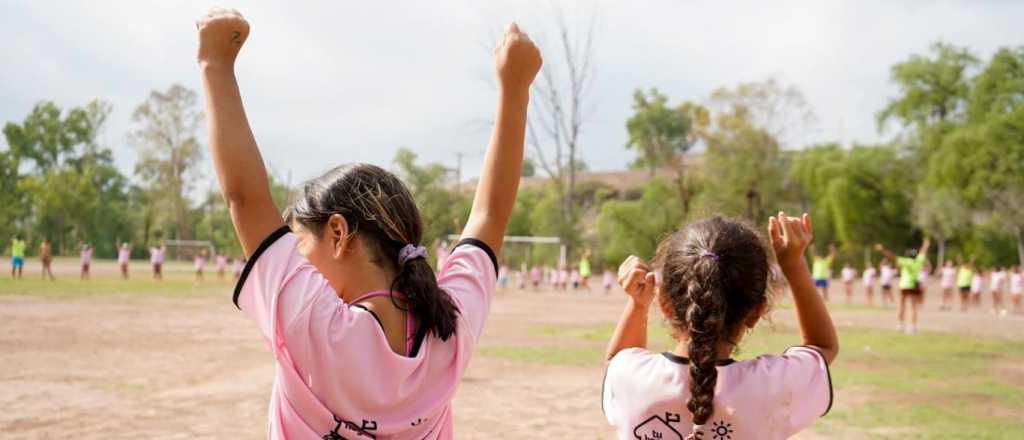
[700,250,720,261]
[398,244,428,266]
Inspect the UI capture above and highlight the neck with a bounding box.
[672,338,737,361]
[336,262,396,303]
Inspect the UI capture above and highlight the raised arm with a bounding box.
[770,213,839,364]
[460,24,542,256]
[605,256,657,360]
[874,243,897,262]
[196,8,282,256]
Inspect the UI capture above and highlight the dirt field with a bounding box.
[1,259,1022,439]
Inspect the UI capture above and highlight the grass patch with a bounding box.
[0,272,231,298]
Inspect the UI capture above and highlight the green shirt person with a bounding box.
[956,264,974,289]
[10,236,26,278]
[875,239,931,292]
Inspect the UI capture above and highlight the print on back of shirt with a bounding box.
[633,412,683,440]
[323,414,378,439]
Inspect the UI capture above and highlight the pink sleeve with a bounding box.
[780,346,833,434]
[233,227,337,342]
[437,239,498,342]
[601,348,642,427]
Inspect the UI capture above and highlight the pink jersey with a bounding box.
[80,248,93,265]
[233,258,244,275]
[1010,273,1023,296]
[118,248,130,265]
[862,267,877,286]
[940,267,957,289]
[150,247,165,265]
[991,270,1008,291]
[604,347,831,440]
[194,256,206,271]
[603,271,615,289]
[841,267,856,283]
[879,265,895,285]
[216,255,228,271]
[235,228,496,439]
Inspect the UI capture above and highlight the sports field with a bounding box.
[1,258,1022,439]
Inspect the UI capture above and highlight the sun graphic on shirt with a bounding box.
[711,420,734,440]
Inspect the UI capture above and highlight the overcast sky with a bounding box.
[2,0,1021,189]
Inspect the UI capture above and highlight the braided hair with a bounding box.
[654,217,772,438]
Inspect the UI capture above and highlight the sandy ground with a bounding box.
[1,259,1022,439]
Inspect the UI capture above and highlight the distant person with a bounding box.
[939,260,957,311]
[570,266,581,290]
[879,258,897,306]
[149,243,166,281]
[604,213,836,439]
[216,252,228,280]
[498,264,509,289]
[840,262,857,305]
[117,242,131,280]
[990,267,1008,315]
[1010,266,1023,315]
[39,239,55,281]
[875,238,930,334]
[232,255,244,280]
[10,235,26,279]
[811,244,836,301]
[970,268,985,310]
[579,251,592,290]
[79,242,93,280]
[602,268,615,295]
[194,248,208,283]
[862,264,877,306]
[956,257,975,312]
[530,265,542,290]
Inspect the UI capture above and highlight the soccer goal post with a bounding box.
[164,239,216,261]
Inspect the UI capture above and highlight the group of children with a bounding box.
[809,241,1023,334]
[7,237,246,283]
[499,260,617,293]
[195,8,836,439]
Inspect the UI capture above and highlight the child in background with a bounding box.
[150,244,166,281]
[531,265,542,290]
[570,266,581,290]
[197,9,541,438]
[602,268,615,295]
[498,264,509,290]
[811,244,836,301]
[875,240,930,335]
[862,264,877,306]
[990,268,1007,315]
[232,256,244,280]
[604,213,836,439]
[957,258,975,312]
[879,259,896,306]
[216,253,228,280]
[939,260,957,311]
[841,263,857,305]
[39,239,55,281]
[79,242,93,280]
[10,235,26,279]
[580,251,592,291]
[117,242,131,280]
[970,268,985,310]
[1010,266,1023,315]
[194,248,207,283]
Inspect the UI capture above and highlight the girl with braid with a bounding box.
[197,8,540,438]
[603,213,837,439]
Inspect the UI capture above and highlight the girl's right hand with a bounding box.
[617,255,656,308]
[768,212,813,270]
[196,8,250,68]
[494,23,542,92]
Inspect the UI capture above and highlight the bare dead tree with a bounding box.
[525,6,598,258]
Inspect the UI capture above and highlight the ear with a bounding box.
[326,214,351,259]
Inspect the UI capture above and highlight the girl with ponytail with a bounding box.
[197,8,541,439]
[603,214,838,439]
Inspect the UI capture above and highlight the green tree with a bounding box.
[877,42,978,132]
[596,177,683,267]
[392,148,471,249]
[130,84,204,241]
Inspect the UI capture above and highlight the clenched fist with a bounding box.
[617,255,657,309]
[494,23,542,92]
[196,7,249,68]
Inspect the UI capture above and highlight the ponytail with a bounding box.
[683,254,726,440]
[391,251,459,341]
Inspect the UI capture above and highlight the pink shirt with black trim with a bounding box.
[234,226,497,439]
[603,346,833,440]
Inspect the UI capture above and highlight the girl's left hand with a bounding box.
[617,255,656,308]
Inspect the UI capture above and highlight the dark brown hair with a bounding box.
[654,216,771,434]
[287,163,459,341]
